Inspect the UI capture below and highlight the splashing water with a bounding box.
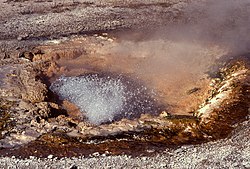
[50,74,160,125]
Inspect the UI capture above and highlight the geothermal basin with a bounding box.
[0,32,249,159]
[0,1,249,168]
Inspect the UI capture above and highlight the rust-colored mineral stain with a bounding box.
[0,133,168,158]
[62,100,83,120]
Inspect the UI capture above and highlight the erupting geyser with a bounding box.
[50,73,161,125]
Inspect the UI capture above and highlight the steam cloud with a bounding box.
[95,0,250,114]
[182,0,250,54]
[108,0,250,82]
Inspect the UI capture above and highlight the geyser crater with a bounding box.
[50,73,163,125]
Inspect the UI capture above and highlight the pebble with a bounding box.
[146,149,155,153]
[17,33,28,41]
[69,164,78,169]
[92,152,100,157]
[160,163,166,167]
[29,156,35,159]
[47,154,53,159]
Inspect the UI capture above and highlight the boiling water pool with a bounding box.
[50,73,162,125]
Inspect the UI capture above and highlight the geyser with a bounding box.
[50,73,161,125]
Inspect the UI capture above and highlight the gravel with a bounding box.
[0,0,194,58]
[0,0,191,41]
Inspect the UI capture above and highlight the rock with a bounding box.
[22,83,47,103]
[18,51,34,61]
[17,36,23,41]
[69,165,78,169]
[8,64,48,103]
[18,101,34,110]
[92,152,100,157]
[47,154,53,159]
[67,130,80,137]
[146,149,155,153]
[23,129,40,138]
[159,111,170,118]
[186,87,201,95]
[49,102,60,110]
[35,102,51,118]
[32,48,44,55]
[160,163,166,168]
[17,34,29,41]
[29,156,35,159]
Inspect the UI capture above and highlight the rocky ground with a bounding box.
[0,0,250,168]
[0,0,196,59]
[0,115,249,168]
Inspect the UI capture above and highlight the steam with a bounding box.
[94,0,250,114]
[50,74,160,125]
[100,0,250,72]
[176,0,250,54]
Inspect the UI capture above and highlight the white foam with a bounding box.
[50,74,158,125]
